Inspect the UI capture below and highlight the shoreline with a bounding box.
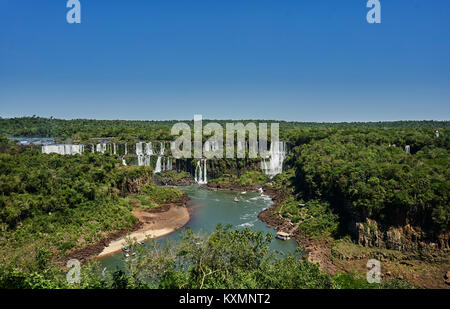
[97,204,190,258]
[61,194,191,264]
[257,186,339,274]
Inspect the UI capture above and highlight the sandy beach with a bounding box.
[98,205,190,257]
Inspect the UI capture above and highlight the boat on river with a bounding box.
[276,231,291,240]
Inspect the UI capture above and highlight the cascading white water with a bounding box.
[42,141,175,172]
[136,142,143,156]
[195,159,207,184]
[136,142,153,167]
[261,141,286,177]
[144,155,150,167]
[151,142,166,173]
[137,155,143,166]
[136,142,143,166]
[96,143,107,154]
[154,156,162,174]
[42,144,84,155]
[405,145,410,153]
[145,142,153,156]
[203,159,207,183]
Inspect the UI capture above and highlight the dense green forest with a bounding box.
[0,142,411,289]
[0,117,448,289]
[0,143,154,272]
[288,128,450,233]
[0,117,448,143]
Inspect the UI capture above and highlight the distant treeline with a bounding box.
[0,117,448,143]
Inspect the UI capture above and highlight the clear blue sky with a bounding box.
[1,0,449,121]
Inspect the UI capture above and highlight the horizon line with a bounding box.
[1,116,449,124]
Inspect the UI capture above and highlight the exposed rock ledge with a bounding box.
[356,218,449,253]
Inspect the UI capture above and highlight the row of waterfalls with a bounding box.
[136,142,173,174]
[41,140,289,183]
[42,144,85,155]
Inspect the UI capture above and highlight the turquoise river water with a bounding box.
[99,186,299,270]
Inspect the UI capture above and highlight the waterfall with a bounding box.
[144,155,150,166]
[145,142,153,155]
[42,144,84,155]
[136,142,153,167]
[151,142,165,172]
[203,159,207,184]
[194,161,199,183]
[41,141,178,171]
[136,142,143,156]
[96,143,107,154]
[405,145,410,153]
[154,156,162,174]
[195,159,207,184]
[136,142,143,166]
[261,141,286,177]
[261,157,268,171]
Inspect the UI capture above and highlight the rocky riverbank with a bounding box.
[257,186,450,289]
[257,186,338,274]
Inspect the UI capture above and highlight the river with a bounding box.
[99,186,299,270]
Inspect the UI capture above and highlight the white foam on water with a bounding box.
[238,222,254,228]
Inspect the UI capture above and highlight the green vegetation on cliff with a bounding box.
[291,129,449,232]
[0,146,153,271]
